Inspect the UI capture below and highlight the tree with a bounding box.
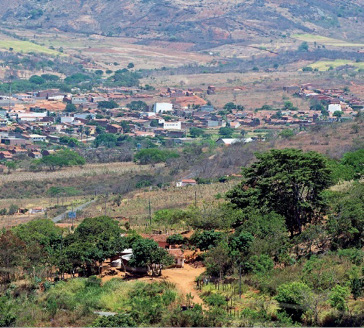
[5,161,16,173]
[29,75,45,85]
[166,234,185,245]
[38,149,85,170]
[275,282,312,322]
[329,285,350,312]
[189,127,205,138]
[65,103,77,112]
[333,111,343,120]
[134,149,179,165]
[129,238,173,276]
[298,42,309,52]
[219,127,234,138]
[0,231,26,283]
[65,216,126,275]
[227,149,332,235]
[97,100,118,109]
[127,62,135,69]
[126,100,148,111]
[279,129,294,139]
[223,102,237,111]
[94,133,118,148]
[190,230,222,251]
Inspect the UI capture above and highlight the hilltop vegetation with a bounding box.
[0,0,363,45]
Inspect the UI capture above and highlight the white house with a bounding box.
[163,121,181,130]
[328,103,342,113]
[61,116,75,124]
[176,179,197,187]
[29,134,47,142]
[153,103,173,114]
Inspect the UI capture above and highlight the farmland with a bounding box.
[307,59,364,71]
[292,34,364,47]
[0,39,62,55]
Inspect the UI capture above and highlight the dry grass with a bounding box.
[0,162,161,185]
[83,180,239,222]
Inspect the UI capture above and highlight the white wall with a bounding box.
[154,103,173,113]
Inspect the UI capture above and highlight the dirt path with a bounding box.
[100,263,206,305]
[160,264,205,305]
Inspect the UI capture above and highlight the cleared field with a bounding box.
[0,40,62,55]
[307,59,364,71]
[292,34,364,47]
[83,180,239,224]
[0,162,160,185]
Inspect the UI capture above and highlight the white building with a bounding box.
[29,134,47,142]
[163,121,181,130]
[328,104,342,113]
[61,116,75,124]
[153,103,173,114]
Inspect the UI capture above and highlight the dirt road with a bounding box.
[161,264,205,305]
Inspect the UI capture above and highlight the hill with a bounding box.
[0,0,363,48]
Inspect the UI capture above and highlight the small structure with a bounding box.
[176,179,197,187]
[168,248,185,268]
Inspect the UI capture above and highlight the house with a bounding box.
[167,249,185,268]
[176,179,197,187]
[71,96,87,105]
[0,151,13,160]
[28,134,47,143]
[107,124,123,134]
[216,138,243,146]
[153,103,173,114]
[28,151,42,159]
[29,207,45,214]
[163,121,182,130]
[328,103,342,113]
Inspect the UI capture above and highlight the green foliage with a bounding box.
[204,293,227,307]
[37,149,85,170]
[166,234,185,245]
[327,183,363,249]
[29,75,45,85]
[0,296,16,326]
[65,103,77,112]
[279,129,295,139]
[94,133,118,148]
[298,41,309,52]
[246,254,274,275]
[275,282,312,322]
[190,230,222,251]
[227,149,332,235]
[218,127,234,138]
[341,149,364,178]
[93,313,136,327]
[134,148,179,165]
[129,238,174,276]
[126,100,148,111]
[60,135,79,147]
[153,209,188,225]
[97,100,118,109]
[329,285,350,312]
[109,69,140,87]
[190,127,205,138]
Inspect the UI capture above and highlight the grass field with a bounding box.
[307,59,364,71]
[292,34,364,47]
[0,40,62,55]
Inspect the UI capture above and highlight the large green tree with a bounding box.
[129,238,173,276]
[227,149,332,235]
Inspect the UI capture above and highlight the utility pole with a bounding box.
[148,198,152,226]
[239,262,242,299]
[104,193,108,216]
[194,190,197,207]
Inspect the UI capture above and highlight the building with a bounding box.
[163,121,182,130]
[176,179,197,187]
[328,103,342,113]
[153,103,173,114]
[28,134,47,143]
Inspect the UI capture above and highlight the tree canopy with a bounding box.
[227,149,332,235]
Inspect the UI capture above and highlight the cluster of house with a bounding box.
[0,82,361,164]
[110,232,185,273]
